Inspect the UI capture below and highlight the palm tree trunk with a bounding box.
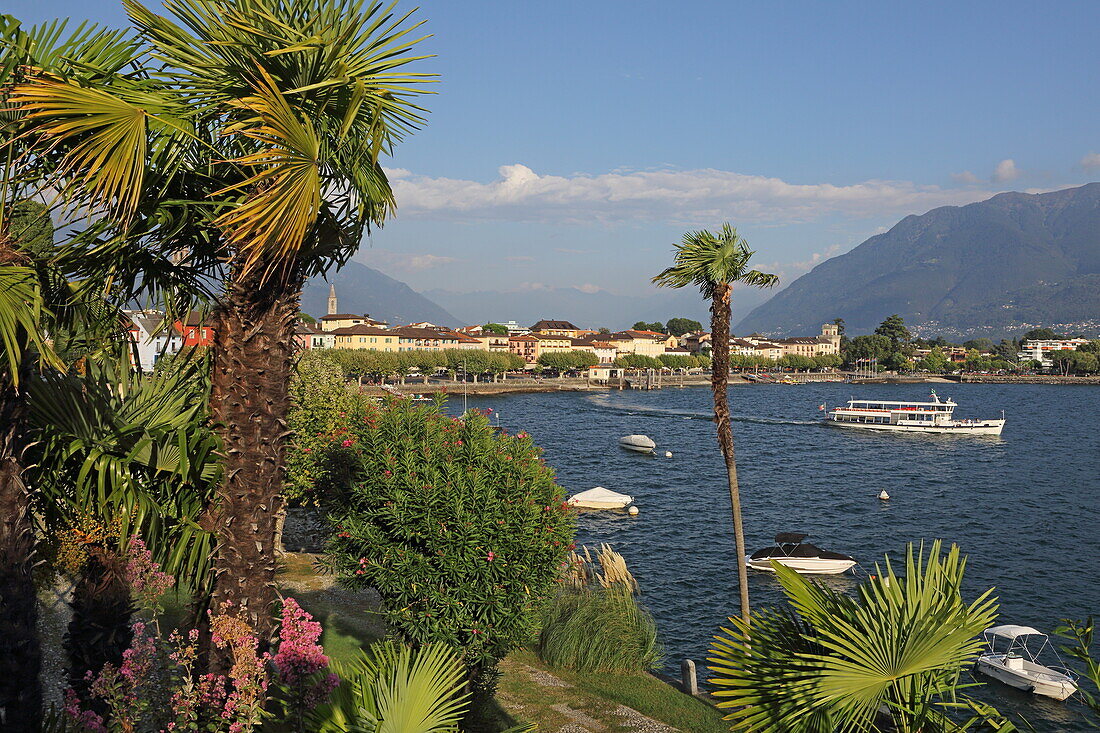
[208,268,301,664]
[65,549,132,704]
[710,284,750,624]
[0,371,41,731]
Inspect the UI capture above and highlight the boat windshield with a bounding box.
[845,401,953,412]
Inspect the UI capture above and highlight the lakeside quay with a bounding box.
[355,372,1100,398]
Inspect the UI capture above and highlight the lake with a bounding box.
[460,382,1100,731]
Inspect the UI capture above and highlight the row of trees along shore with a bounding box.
[838,316,1100,374]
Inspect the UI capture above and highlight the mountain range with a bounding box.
[424,285,714,332]
[736,183,1100,339]
[301,260,459,327]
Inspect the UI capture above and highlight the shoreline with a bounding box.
[355,373,1100,398]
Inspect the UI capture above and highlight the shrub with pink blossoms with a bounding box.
[63,598,336,733]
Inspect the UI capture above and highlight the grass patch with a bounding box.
[537,585,661,673]
[499,649,729,733]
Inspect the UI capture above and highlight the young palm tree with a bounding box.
[709,542,1008,732]
[12,0,432,655]
[653,224,778,623]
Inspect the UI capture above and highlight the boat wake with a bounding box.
[584,396,818,426]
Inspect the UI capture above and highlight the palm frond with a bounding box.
[0,265,61,381]
[652,223,779,300]
[309,640,469,732]
[213,66,322,281]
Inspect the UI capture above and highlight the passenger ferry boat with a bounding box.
[825,391,1005,435]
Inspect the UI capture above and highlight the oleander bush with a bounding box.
[537,545,661,674]
[321,397,575,696]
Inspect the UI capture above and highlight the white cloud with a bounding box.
[759,244,845,283]
[389,163,999,225]
[575,283,602,294]
[359,250,456,271]
[951,170,979,184]
[991,159,1021,183]
[504,255,535,262]
[1080,153,1100,172]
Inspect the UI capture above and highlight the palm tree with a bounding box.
[1,16,140,724]
[653,224,778,623]
[708,542,1012,732]
[11,0,433,656]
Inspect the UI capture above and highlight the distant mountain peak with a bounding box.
[735,183,1100,340]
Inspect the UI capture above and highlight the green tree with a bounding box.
[916,347,952,373]
[710,542,1007,732]
[665,317,703,337]
[13,0,433,655]
[298,312,317,324]
[613,354,661,369]
[1050,349,1077,376]
[481,322,508,335]
[322,399,574,706]
[1022,328,1060,341]
[653,223,778,624]
[993,339,1019,363]
[832,317,845,337]
[874,314,911,348]
[962,337,994,352]
[632,321,665,333]
[844,334,891,368]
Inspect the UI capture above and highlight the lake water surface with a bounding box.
[460,382,1100,731]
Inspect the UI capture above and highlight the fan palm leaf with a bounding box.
[309,641,469,732]
[709,541,1003,732]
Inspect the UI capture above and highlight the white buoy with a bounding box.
[628,505,640,516]
[878,489,890,501]
[664,450,673,458]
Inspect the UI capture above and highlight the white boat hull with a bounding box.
[619,435,656,453]
[746,556,857,575]
[976,655,1077,700]
[827,419,1005,435]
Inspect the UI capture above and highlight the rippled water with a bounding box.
[455,382,1100,730]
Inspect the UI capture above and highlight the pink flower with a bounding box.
[486,551,496,562]
[341,439,353,447]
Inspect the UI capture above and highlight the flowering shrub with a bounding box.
[63,598,335,733]
[321,398,575,692]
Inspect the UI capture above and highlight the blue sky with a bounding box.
[11,0,1100,322]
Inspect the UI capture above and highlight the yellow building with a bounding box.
[534,333,573,354]
[329,325,400,351]
[530,319,585,339]
[320,314,389,332]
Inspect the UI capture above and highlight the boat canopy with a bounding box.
[775,532,808,544]
[986,625,1045,640]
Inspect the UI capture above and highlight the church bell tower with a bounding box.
[327,284,338,315]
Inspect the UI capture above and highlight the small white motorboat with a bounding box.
[567,486,634,510]
[976,625,1078,701]
[619,434,656,454]
[746,533,857,575]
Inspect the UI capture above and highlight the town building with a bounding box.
[1019,338,1090,367]
[571,336,618,364]
[680,331,711,353]
[608,330,668,358]
[530,319,585,338]
[175,312,215,348]
[329,325,400,351]
[391,326,461,351]
[508,334,539,364]
[320,313,388,332]
[124,310,183,372]
[533,333,573,355]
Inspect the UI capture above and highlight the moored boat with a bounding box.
[976,625,1078,701]
[619,434,656,453]
[746,533,857,575]
[567,486,634,509]
[825,390,1005,435]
